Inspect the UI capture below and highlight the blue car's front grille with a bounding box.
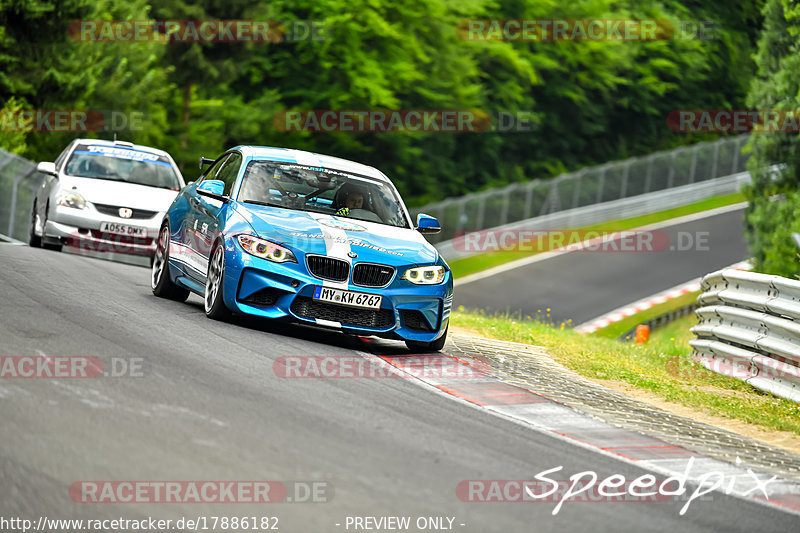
[291,296,395,329]
[307,255,349,282]
[353,263,395,287]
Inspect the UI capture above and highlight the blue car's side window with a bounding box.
[215,153,242,196]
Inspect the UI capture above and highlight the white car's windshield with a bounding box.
[237,160,410,229]
[65,144,181,190]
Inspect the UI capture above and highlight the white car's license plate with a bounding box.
[100,222,146,236]
[313,286,382,309]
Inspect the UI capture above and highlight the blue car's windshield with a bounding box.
[238,160,410,229]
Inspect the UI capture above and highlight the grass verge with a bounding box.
[449,193,745,279]
[449,309,800,435]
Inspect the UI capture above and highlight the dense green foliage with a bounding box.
[744,0,800,277]
[2,0,763,206]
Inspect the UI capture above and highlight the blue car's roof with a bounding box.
[231,146,391,183]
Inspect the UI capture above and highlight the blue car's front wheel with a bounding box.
[405,326,448,353]
[205,244,232,321]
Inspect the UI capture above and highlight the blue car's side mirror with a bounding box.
[416,213,441,234]
[197,180,228,203]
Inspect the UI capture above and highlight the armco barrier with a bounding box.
[690,268,800,402]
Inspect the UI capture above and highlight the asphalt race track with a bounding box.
[453,206,749,326]
[0,242,796,532]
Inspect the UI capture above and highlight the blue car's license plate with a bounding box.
[313,286,382,309]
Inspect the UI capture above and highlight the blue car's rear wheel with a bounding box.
[151,225,189,302]
[205,244,232,320]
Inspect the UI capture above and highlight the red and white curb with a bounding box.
[574,260,752,334]
[369,349,800,516]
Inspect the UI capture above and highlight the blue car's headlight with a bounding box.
[402,265,446,285]
[237,234,297,263]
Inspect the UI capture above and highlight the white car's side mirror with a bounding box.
[37,162,57,177]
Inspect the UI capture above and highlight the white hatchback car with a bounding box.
[30,139,185,259]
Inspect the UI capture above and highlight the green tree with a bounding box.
[744,0,800,276]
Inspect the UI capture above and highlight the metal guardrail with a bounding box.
[690,269,800,403]
[411,135,749,244]
[0,148,40,242]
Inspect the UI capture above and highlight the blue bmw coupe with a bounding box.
[151,146,452,351]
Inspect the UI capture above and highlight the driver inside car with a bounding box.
[334,184,366,216]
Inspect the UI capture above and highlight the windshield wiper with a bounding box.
[243,199,286,209]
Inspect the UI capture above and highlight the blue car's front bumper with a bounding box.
[220,240,452,343]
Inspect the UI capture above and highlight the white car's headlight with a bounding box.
[57,191,86,209]
[237,234,297,263]
[402,265,446,285]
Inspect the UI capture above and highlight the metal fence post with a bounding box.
[688,145,698,183]
[475,194,486,230]
[522,180,536,219]
[595,166,606,204]
[731,137,741,173]
[571,171,582,208]
[455,198,466,233]
[710,142,720,179]
[499,188,511,226]
[620,162,631,199]
[667,152,676,189]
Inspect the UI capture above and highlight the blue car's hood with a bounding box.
[235,203,438,266]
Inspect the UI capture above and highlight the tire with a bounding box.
[405,326,448,353]
[151,225,190,302]
[39,202,62,252]
[28,202,42,248]
[204,243,232,320]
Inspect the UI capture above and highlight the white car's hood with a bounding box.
[59,175,179,211]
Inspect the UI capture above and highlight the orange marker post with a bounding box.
[635,324,650,344]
